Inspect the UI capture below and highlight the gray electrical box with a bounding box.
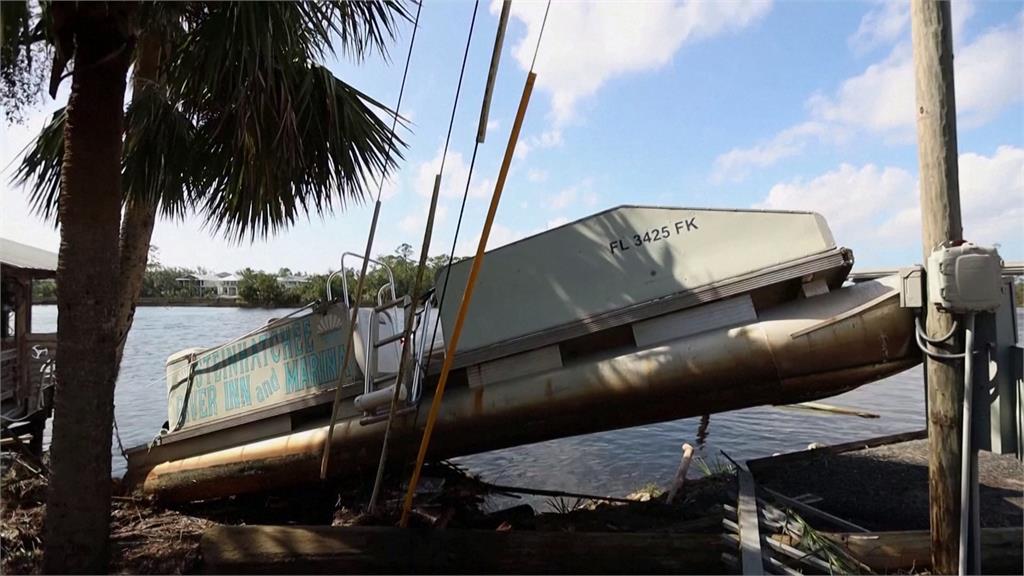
[899,266,924,308]
[926,244,1003,313]
[972,279,1021,456]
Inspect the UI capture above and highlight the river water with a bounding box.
[31,306,1020,499]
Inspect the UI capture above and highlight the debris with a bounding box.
[667,443,695,504]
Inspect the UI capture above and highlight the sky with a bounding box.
[1,0,1022,275]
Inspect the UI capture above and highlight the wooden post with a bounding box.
[910,1,964,573]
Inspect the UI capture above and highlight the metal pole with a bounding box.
[910,1,965,573]
[399,72,537,528]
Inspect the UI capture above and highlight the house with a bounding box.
[277,275,310,290]
[175,272,241,298]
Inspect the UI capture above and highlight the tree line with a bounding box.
[32,243,459,308]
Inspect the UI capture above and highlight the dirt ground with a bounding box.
[8,436,1019,574]
[749,438,1024,531]
[2,457,211,575]
[1,456,734,574]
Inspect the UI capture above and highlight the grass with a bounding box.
[694,454,735,478]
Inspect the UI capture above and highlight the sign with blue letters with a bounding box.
[165,303,359,430]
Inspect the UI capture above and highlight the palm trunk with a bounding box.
[43,4,133,573]
[114,198,157,366]
[114,33,162,368]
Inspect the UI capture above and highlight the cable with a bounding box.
[437,0,480,176]
[320,0,424,480]
[917,315,958,344]
[914,316,967,360]
[372,1,423,204]
[529,0,552,73]
[400,0,553,528]
[422,0,550,377]
[366,0,480,513]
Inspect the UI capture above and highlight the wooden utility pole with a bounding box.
[910,1,964,573]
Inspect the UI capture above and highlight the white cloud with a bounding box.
[715,11,1023,180]
[378,176,401,201]
[848,1,909,55]
[756,163,917,242]
[711,122,829,183]
[848,0,975,55]
[514,129,564,161]
[456,222,528,256]
[501,0,772,125]
[527,169,548,183]
[754,146,1024,263]
[543,179,597,211]
[545,186,576,210]
[415,147,493,200]
[810,13,1021,134]
[399,201,449,235]
[546,216,570,229]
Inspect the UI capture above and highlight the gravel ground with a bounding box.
[749,438,1023,531]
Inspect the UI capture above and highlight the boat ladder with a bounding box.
[339,253,428,425]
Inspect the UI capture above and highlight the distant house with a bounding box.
[277,275,310,290]
[174,271,309,298]
[175,272,241,298]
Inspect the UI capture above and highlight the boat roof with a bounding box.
[0,238,58,277]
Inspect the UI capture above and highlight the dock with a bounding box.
[196,431,1023,574]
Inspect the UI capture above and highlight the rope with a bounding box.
[399,0,553,527]
[529,0,552,73]
[366,0,480,514]
[421,0,510,378]
[373,2,423,204]
[320,0,424,480]
[113,411,129,462]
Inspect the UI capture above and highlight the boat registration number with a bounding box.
[607,217,698,255]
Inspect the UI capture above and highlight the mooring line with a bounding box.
[421,0,511,379]
[367,0,481,513]
[319,0,424,480]
[400,0,553,527]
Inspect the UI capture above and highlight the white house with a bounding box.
[176,272,241,298]
[277,275,310,290]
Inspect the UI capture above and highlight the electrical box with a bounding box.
[899,266,924,308]
[926,244,1003,313]
[971,280,1021,457]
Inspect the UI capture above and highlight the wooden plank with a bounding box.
[760,487,868,533]
[825,527,1021,574]
[201,525,726,575]
[736,466,764,575]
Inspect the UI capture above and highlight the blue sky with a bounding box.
[2,0,1021,274]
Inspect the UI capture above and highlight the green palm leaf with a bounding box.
[12,0,411,239]
[12,106,64,224]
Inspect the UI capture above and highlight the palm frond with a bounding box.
[122,82,198,219]
[12,107,65,224]
[192,62,405,241]
[325,0,411,61]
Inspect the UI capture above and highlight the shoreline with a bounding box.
[34,297,296,309]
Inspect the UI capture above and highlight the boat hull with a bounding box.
[132,277,919,502]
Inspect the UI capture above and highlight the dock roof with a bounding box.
[0,238,58,276]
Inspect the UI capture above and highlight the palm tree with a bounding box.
[6,2,409,572]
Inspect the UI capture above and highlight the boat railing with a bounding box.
[338,252,397,306]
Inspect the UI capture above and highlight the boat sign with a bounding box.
[164,303,359,431]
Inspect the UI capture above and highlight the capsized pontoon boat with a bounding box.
[125,206,920,501]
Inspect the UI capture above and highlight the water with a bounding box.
[31,306,1020,498]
